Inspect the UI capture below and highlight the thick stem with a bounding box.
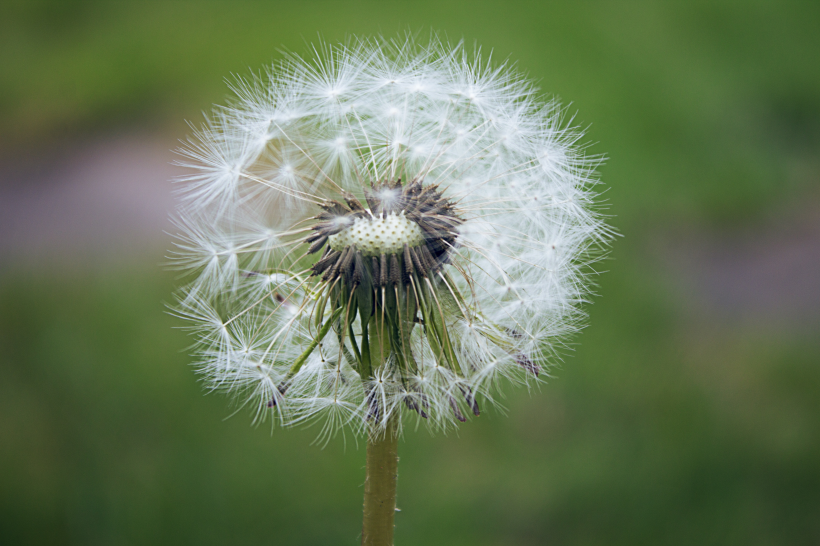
[362,416,399,546]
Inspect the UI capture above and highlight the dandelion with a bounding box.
[170,35,611,545]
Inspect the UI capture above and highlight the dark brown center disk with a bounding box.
[306,178,462,288]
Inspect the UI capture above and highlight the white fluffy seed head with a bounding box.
[169,34,613,439]
[329,213,424,256]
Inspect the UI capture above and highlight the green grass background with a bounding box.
[1,1,819,544]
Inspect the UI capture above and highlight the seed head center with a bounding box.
[328,212,424,257]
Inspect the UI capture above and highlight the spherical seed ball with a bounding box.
[170,35,612,436]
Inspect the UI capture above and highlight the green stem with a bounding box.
[288,308,342,377]
[362,415,399,546]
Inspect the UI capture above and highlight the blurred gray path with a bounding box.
[0,132,178,266]
[660,208,820,328]
[1,132,818,327]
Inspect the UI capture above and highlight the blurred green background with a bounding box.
[1,1,819,544]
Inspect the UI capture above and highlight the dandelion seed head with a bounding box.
[170,35,612,437]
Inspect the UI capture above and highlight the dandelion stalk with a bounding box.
[362,414,399,546]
